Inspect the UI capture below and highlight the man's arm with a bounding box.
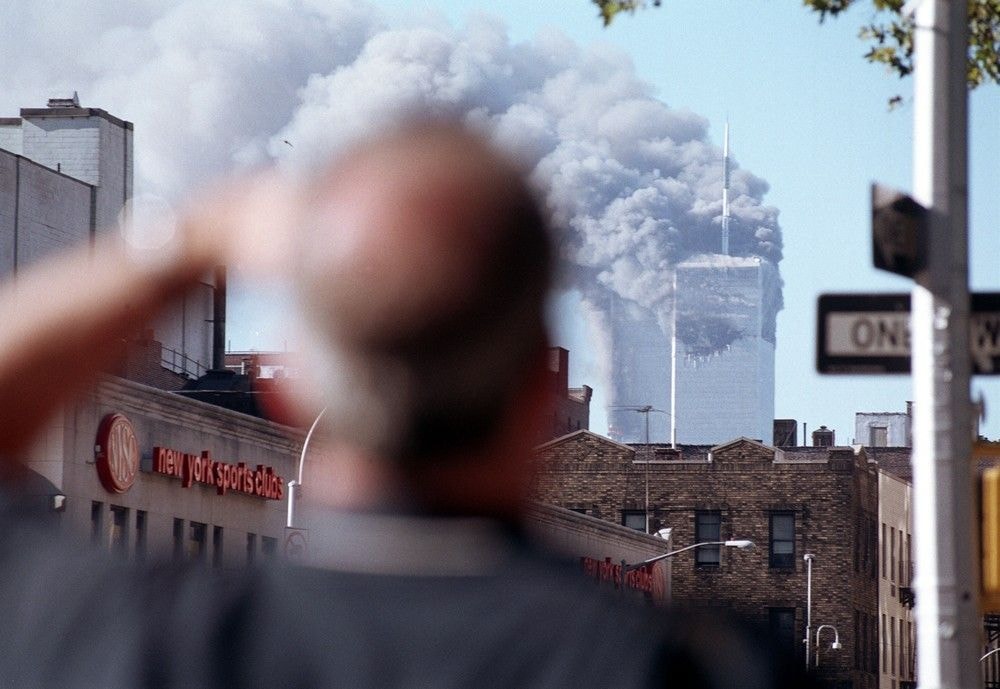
[0,172,296,465]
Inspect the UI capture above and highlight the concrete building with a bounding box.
[533,431,885,688]
[856,404,913,448]
[672,255,775,444]
[0,97,217,380]
[23,377,298,565]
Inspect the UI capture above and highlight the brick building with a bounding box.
[540,347,592,441]
[533,431,882,688]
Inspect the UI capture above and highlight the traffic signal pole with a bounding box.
[910,1,979,687]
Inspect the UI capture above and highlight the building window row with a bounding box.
[881,521,912,586]
[91,502,147,561]
[86,508,278,567]
[882,614,914,681]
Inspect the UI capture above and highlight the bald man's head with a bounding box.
[295,121,553,464]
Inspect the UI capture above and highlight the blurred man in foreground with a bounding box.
[0,119,800,688]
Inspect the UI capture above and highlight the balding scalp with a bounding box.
[295,120,552,463]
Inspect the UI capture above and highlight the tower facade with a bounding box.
[671,255,775,444]
[604,293,671,444]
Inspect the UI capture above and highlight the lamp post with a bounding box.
[813,624,841,668]
[610,404,666,534]
[286,406,327,529]
[803,553,815,670]
[619,540,754,591]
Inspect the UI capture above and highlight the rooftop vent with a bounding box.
[47,92,80,108]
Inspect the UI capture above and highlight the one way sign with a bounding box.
[817,293,1000,374]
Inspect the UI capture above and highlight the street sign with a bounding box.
[871,183,927,278]
[816,292,1000,374]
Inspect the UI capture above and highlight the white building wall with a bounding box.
[94,116,132,232]
[154,281,216,375]
[857,412,911,447]
[0,151,16,274]
[878,469,916,688]
[0,122,22,154]
[12,158,92,269]
[21,116,102,184]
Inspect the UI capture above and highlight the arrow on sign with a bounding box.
[817,293,1000,374]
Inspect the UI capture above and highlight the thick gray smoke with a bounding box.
[2,1,783,422]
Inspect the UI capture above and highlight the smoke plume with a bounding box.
[2,1,783,423]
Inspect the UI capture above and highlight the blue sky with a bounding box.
[351,0,998,443]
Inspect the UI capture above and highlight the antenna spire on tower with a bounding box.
[721,120,731,256]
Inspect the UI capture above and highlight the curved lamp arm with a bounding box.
[625,539,754,571]
[981,647,1000,662]
[286,406,327,528]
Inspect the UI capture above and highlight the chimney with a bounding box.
[212,265,227,370]
[547,347,569,394]
[812,425,835,447]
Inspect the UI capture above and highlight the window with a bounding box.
[212,526,224,569]
[901,617,908,679]
[135,510,147,564]
[882,523,887,578]
[110,505,129,555]
[91,501,104,546]
[768,608,797,658]
[262,536,277,559]
[173,518,184,561]
[246,533,257,565]
[897,530,909,586]
[695,511,721,566]
[870,425,888,447]
[189,522,207,562]
[769,512,795,568]
[622,510,646,532]
[890,527,897,584]
[890,615,897,675]
[882,614,887,672]
[905,534,912,585]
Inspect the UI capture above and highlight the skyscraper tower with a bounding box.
[605,122,779,445]
[668,124,776,444]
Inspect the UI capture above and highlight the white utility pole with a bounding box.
[909,1,979,687]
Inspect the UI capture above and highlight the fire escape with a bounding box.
[984,614,1000,689]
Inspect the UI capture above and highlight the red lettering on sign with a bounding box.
[579,556,656,595]
[148,445,284,501]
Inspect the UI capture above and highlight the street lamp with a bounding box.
[814,624,841,668]
[619,539,754,591]
[610,404,667,534]
[286,406,327,528]
[803,553,815,670]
